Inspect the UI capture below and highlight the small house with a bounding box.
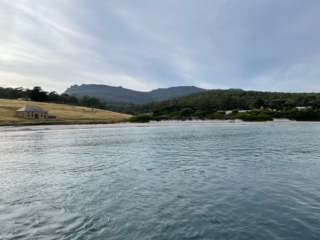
[15,106,48,119]
[296,106,311,111]
[17,98,31,101]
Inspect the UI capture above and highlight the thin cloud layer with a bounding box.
[1,0,320,93]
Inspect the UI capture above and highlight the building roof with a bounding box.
[16,106,48,112]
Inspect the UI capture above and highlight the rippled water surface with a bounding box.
[1,123,320,239]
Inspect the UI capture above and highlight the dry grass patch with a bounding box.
[0,99,132,126]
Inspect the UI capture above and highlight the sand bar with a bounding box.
[1,119,319,132]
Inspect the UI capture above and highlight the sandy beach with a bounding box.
[1,119,319,132]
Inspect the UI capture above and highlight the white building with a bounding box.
[17,98,31,101]
[296,107,311,111]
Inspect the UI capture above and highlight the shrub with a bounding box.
[129,114,153,123]
[232,109,239,114]
[180,108,194,116]
[236,112,273,121]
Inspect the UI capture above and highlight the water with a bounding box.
[1,123,320,239]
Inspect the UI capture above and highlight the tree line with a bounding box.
[125,90,320,122]
[129,106,320,123]
[121,90,320,115]
[0,86,111,109]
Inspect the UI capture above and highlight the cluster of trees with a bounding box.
[128,90,320,122]
[130,108,320,122]
[0,86,110,109]
[124,90,320,115]
[0,87,31,99]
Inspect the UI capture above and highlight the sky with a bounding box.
[1,0,320,93]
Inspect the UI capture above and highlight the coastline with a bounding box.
[1,119,319,132]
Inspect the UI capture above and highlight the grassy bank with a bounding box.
[0,99,132,126]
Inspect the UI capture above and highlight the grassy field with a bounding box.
[0,99,132,126]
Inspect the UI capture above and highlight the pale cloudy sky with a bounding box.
[1,0,320,93]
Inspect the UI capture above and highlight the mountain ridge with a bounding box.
[64,84,208,104]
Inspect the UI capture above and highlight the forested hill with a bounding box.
[123,90,320,114]
[64,84,207,104]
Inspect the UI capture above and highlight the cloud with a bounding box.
[0,0,320,93]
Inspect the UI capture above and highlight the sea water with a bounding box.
[1,123,320,239]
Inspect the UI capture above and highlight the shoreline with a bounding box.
[1,119,320,132]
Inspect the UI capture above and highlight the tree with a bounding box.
[48,91,60,102]
[29,86,48,102]
[253,99,265,109]
[180,108,194,116]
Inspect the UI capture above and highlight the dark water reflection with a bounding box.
[1,124,320,239]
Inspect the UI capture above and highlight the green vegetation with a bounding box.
[29,86,49,102]
[236,111,273,121]
[129,108,320,123]
[120,90,320,115]
[0,86,113,110]
[123,89,320,122]
[129,114,153,123]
